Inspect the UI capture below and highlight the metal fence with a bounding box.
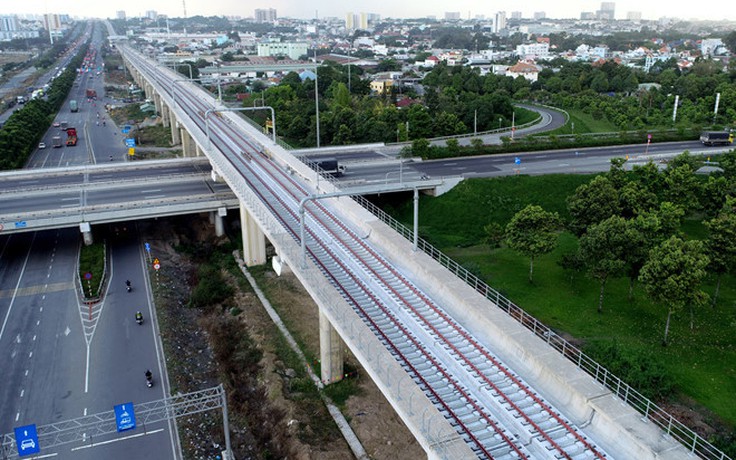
[351,194,732,460]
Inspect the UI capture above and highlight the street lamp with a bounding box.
[205,106,278,148]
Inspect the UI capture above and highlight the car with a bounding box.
[52,121,60,127]
[38,142,46,149]
[20,438,35,450]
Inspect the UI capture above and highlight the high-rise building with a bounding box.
[580,12,596,20]
[255,8,277,23]
[597,2,615,20]
[345,12,357,30]
[146,10,158,20]
[43,14,62,31]
[445,12,461,20]
[116,10,126,20]
[359,12,368,29]
[493,11,506,33]
[533,11,546,20]
[0,16,18,31]
[626,11,642,21]
[511,11,522,20]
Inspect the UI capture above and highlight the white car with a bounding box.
[38,142,46,149]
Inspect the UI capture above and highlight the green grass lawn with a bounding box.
[391,174,736,429]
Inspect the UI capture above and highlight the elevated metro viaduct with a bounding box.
[104,44,713,460]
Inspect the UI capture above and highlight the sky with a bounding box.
[4,0,736,23]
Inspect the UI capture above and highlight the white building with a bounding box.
[255,8,277,23]
[494,11,506,33]
[257,42,308,60]
[701,38,724,56]
[515,42,550,60]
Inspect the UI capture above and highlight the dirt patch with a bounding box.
[140,215,421,459]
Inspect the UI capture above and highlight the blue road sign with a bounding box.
[144,242,151,253]
[122,125,131,133]
[14,424,40,456]
[514,157,521,165]
[125,138,136,147]
[15,221,27,229]
[114,403,136,432]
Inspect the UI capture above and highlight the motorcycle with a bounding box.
[135,312,143,325]
[145,371,153,388]
[125,280,131,292]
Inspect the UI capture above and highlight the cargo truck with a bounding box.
[312,157,346,176]
[66,127,78,146]
[699,131,733,146]
[70,100,78,112]
[52,136,62,148]
[86,89,97,99]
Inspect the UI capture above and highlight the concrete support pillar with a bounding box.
[80,222,93,246]
[196,144,204,157]
[239,204,266,266]
[211,169,219,182]
[170,117,181,145]
[212,207,227,237]
[181,129,196,157]
[161,105,170,128]
[153,93,162,115]
[319,310,344,384]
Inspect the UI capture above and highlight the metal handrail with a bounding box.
[351,193,732,460]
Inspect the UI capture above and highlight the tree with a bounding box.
[579,216,631,313]
[725,31,736,54]
[505,205,561,283]
[639,237,710,345]
[704,210,736,306]
[483,222,504,249]
[567,175,621,236]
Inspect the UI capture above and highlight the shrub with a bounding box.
[584,340,674,401]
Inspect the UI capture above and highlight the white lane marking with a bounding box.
[140,189,162,193]
[29,351,33,358]
[84,407,87,416]
[61,204,79,208]
[33,335,36,341]
[31,453,57,459]
[144,195,166,199]
[20,389,24,397]
[70,428,165,451]
[64,326,71,336]
[84,346,90,393]
[24,369,28,376]
[39,307,43,312]
[61,197,78,201]
[15,412,20,421]
[36,320,40,326]
[0,235,35,342]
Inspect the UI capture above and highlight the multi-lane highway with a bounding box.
[1,23,178,459]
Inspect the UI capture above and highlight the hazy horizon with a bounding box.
[3,0,735,23]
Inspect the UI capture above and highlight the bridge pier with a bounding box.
[170,118,181,146]
[211,207,227,237]
[153,93,162,116]
[240,205,266,266]
[161,103,170,128]
[181,129,196,157]
[80,222,93,245]
[319,310,344,384]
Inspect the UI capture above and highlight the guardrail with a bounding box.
[351,194,731,460]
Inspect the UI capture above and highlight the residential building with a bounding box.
[533,11,546,20]
[494,11,507,33]
[43,14,62,31]
[0,16,18,32]
[255,8,277,23]
[116,10,126,20]
[506,61,540,82]
[511,11,522,20]
[626,11,642,21]
[146,10,157,20]
[515,42,550,59]
[581,12,596,20]
[598,2,615,20]
[257,42,308,60]
[445,12,461,20]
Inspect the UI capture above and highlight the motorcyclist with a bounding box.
[145,369,152,381]
[125,280,131,291]
[135,311,143,323]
